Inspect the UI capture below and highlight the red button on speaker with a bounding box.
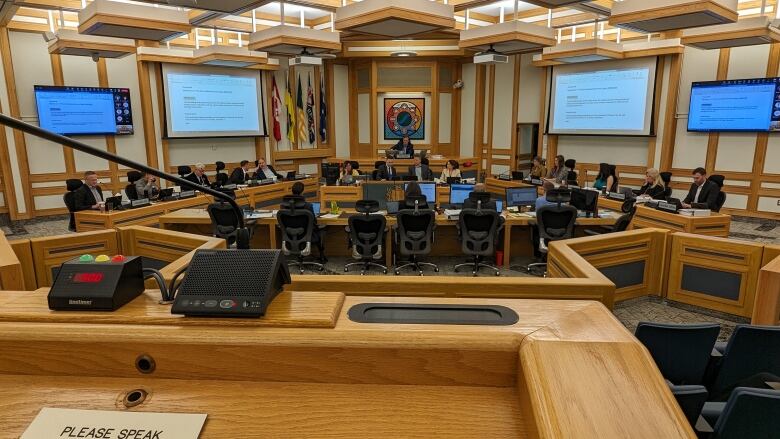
[111,255,126,263]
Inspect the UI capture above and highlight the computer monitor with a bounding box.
[495,200,503,212]
[405,182,436,204]
[450,183,474,205]
[505,187,537,207]
[570,187,599,217]
[311,202,321,216]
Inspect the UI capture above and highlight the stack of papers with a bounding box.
[320,213,340,219]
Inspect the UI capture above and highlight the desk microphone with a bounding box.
[0,114,250,249]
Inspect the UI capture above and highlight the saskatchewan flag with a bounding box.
[296,73,307,145]
[285,76,295,143]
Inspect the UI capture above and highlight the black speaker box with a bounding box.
[48,256,144,311]
[171,249,291,317]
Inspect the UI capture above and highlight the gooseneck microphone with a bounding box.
[0,113,250,249]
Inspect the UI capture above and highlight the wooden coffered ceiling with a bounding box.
[4,0,779,51]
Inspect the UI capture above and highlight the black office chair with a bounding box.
[177,165,191,178]
[454,201,501,276]
[706,325,780,401]
[668,383,709,428]
[584,205,636,236]
[215,161,229,187]
[564,159,578,186]
[277,197,324,274]
[207,202,244,247]
[696,387,780,439]
[635,322,720,385]
[708,174,726,212]
[374,160,386,169]
[125,170,143,201]
[63,178,83,232]
[608,165,619,192]
[660,172,673,198]
[394,200,438,275]
[526,189,577,276]
[345,199,388,275]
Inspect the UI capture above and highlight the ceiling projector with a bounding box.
[289,55,323,66]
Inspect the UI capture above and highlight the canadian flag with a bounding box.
[271,75,282,142]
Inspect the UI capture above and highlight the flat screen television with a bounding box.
[688,77,780,132]
[34,85,134,136]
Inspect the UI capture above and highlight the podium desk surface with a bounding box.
[0,290,693,438]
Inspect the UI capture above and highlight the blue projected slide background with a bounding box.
[34,86,133,136]
[406,183,436,204]
[688,77,780,132]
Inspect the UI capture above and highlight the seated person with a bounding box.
[393,135,414,157]
[546,155,570,185]
[134,172,158,199]
[255,157,283,181]
[636,168,666,200]
[682,167,720,210]
[340,161,360,184]
[228,160,251,185]
[376,156,398,181]
[593,163,618,192]
[401,181,430,209]
[440,159,462,181]
[534,181,563,211]
[408,157,434,181]
[184,163,210,188]
[74,170,104,211]
[463,183,496,210]
[282,182,325,263]
[529,156,547,180]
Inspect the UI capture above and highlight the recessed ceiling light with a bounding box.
[390,50,418,57]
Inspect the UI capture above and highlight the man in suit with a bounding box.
[407,156,433,181]
[393,135,414,157]
[228,160,251,184]
[184,163,210,188]
[134,173,158,199]
[74,170,104,212]
[285,182,325,263]
[255,157,284,181]
[682,167,720,210]
[376,157,398,181]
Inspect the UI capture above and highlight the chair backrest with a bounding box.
[374,160,386,169]
[66,178,83,192]
[564,159,576,169]
[277,208,315,257]
[207,202,240,245]
[613,206,637,232]
[608,165,619,192]
[708,174,725,188]
[125,183,139,201]
[349,160,360,171]
[371,169,379,180]
[177,165,192,177]
[64,181,80,230]
[712,325,780,396]
[712,387,780,439]
[669,384,709,427]
[635,322,720,385]
[355,199,380,214]
[216,161,226,172]
[536,204,578,242]
[127,170,143,183]
[715,191,726,212]
[660,172,673,198]
[397,209,435,256]
[348,213,386,258]
[458,209,499,256]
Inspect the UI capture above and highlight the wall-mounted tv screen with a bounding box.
[34,85,134,136]
[547,57,658,136]
[161,63,267,138]
[688,77,780,132]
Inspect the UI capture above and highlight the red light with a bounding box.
[72,272,104,283]
[111,255,126,263]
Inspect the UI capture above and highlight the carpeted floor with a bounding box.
[1,214,770,338]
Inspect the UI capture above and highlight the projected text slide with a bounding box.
[688,83,776,132]
[36,91,116,135]
[552,68,650,132]
[167,73,260,134]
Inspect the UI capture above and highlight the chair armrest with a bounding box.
[710,348,723,358]
[695,416,713,434]
[713,341,727,355]
[584,229,601,236]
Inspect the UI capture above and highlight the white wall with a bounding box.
[459,63,476,157]
[518,53,542,123]
[333,64,350,156]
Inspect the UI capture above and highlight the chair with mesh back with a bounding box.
[454,201,500,276]
[215,161,229,187]
[526,189,577,276]
[277,196,324,274]
[584,204,636,236]
[564,159,578,186]
[125,171,143,201]
[64,178,84,231]
[207,202,244,247]
[660,172,673,198]
[708,174,726,212]
[394,199,437,275]
[345,199,387,275]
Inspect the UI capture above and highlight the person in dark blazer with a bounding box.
[228,160,251,184]
[393,135,414,156]
[73,170,104,211]
[184,163,210,188]
[376,157,398,181]
[254,157,284,180]
[682,167,720,210]
[407,156,433,181]
[636,168,666,200]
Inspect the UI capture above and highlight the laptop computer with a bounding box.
[446,177,461,184]
[286,171,296,180]
[311,202,321,216]
[511,171,524,180]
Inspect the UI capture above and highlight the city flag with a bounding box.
[296,73,307,144]
[271,75,282,141]
[284,76,295,143]
[319,69,327,143]
[306,73,315,144]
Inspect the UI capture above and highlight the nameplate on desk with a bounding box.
[657,201,678,213]
[497,174,511,181]
[22,408,207,439]
[178,190,196,199]
[606,192,626,201]
[530,178,543,186]
[130,198,150,208]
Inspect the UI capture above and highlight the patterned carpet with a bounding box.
[1,214,769,337]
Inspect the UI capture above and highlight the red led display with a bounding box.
[72,272,104,283]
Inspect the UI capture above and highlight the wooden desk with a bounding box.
[0,230,23,290]
[320,182,451,206]
[160,209,619,268]
[599,198,731,237]
[0,290,694,438]
[485,177,536,198]
[330,156,480,175]
[75,178,318,232]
